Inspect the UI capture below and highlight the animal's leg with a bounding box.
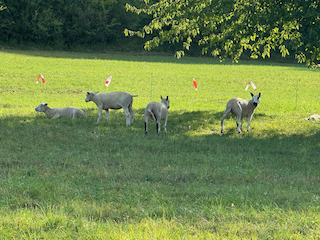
[145,117,148,134]
[240,117,244,130]
[221,108,231,133]
[236,115,242,133]
[129,106,135,125]
[123,108,131,126]
[71,112,74,119]
[104,109,110,123]
[97,107,103,123]
[163,116,168,133]
[155,113,161,134]
[247,114,253,131]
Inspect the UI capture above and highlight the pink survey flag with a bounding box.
[245,81,257,91]
[193,78,198,91]
[105,75,112,87]
[36,73,45,84]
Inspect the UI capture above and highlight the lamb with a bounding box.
[304,114,320,121]
[85,91,138,125]
[35,102,87,119]
[144,96,170,134]
[221,92,261,133]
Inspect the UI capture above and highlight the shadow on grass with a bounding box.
[1,48,309,69]
[0,109,319,212]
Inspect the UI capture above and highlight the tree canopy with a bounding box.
[0,0,146,50]
[125,0,320,66]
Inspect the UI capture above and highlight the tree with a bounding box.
[125,0,320,66]
[0,0,137,49]
[0,0,6,11]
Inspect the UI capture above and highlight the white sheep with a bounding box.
[221,92,261,133]
[304,114,320,121]
[35,102,87,119]
[144,96,170,134]
[85,91,138,125]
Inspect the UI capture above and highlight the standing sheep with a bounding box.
[85,91,138,125]
[221,92,261,133]
[35,102,87,119]
[144,96,170,134]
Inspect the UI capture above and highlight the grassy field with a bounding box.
[0,49,320,239]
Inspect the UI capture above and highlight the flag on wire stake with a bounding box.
[36,73,45,84]
[245,81,257,91]
[105,75,112,87]
[193,78,198,91]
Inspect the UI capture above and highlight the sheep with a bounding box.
[35,102,87,119]
[144,96,170,134]
[221,92,261,133]
[85,91,138,125]
[304,114,320,121]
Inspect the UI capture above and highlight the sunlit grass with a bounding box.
[0,49,320,238]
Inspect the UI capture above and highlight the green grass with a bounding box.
[0,49,320,239]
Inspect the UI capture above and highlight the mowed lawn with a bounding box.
[0,49,320,239]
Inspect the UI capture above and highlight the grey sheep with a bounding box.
[221,93,261,133]
[144,96,170,134]
[85,91,138,125]
[35,102,87,119]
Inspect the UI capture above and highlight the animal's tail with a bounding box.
[131,94,138,97]
[148,109,157,121]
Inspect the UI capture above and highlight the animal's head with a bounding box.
[85,91,99,102]
[161,96,170,109]
[35,102,48,112]
[250,92,261,107]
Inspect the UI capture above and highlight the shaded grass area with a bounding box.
[1,111,320,238]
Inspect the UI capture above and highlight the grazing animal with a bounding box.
[35,102,87,119]
[221,93,261,133]
[304,114,320,121]
[144,96,170,134]
[85,91,138,125]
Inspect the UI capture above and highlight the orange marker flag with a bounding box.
[36,73,45,84]
[193,78,198,91]
[245,81,257,91]
[105,75,112,87]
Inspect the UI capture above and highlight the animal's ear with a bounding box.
[258,92,261,97]
[44,103,48,106]
[250,92,254,97]
[94,91,99,94]
[160,96,163,99]
[87,92,90,95]
[166,96,169,100]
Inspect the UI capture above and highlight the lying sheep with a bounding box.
[144,96,170,134]
[85,91,138,125]
[35,102,87,119]
[304,114,320,121]
[221,92,261,133]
